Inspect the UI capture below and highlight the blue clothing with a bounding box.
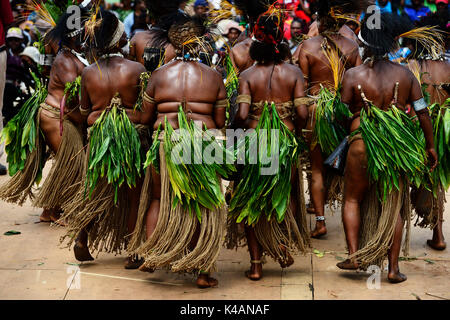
[404,6,431,22]
[376,1,392,14]
[123,12,134,38]
[389,47,411,63]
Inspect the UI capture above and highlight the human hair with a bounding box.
[249,40,290,64]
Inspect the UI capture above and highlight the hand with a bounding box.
[426,148,438,172]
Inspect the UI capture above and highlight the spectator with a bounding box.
[222,20,243,45]
[123,0,147,38]
[288,17,307,54]
[194,0,210,19]
[404,0,431,22]
[0,0,14,175]
[377,0,393,13]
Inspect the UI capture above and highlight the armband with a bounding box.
[413,98,427,112]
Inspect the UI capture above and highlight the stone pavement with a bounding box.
[0,163,448,300]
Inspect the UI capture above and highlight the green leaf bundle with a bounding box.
[225,54,239,100]
[229,103,305,226]
[158,106,236,222]
[1,71,47,183]
[417,99,450,194]
[358,104,428,201]
[315,86,352,157]
[85,105,143,204]
[64,76,81,105]
[134,72,151,111]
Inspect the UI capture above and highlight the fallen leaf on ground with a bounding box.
[313,249,324,258]
[335,255,345,261]
[4,230,21,236]
[411,293,421,300]
[37,262,44,266]
[65,262,80,266]
[424,259,435,264]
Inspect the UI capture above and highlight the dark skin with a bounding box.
[293,24,362,239]
[73,34,148,268]
[339,58,438,283]
[39,38,85,224]
[128,29,176,66]
[407,58,450,250]
[234,60,308,281]
[229,37,254,73]
[141,58,226,288]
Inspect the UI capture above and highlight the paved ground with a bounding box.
[0,161,449,300]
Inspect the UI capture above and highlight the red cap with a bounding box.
[436,0,448,5]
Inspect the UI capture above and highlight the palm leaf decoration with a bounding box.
[314,38,352,156]
[1,71,48,184]
[64,76,81,105]
[145,106,236,222]
[85,99,143,204]
[134,72,152,111]
[415,99,450,195]
[315,85,352,156]
[225,54,239,100]
[357,103,428,201]
[229,102,305,226]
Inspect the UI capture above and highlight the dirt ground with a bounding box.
[0,159,448,300]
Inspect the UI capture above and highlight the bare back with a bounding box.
[296,33,362,95]
[44,50,85,110]
[81,57,146,126]
[341,60,422,133]
[417,59,450,105]
[144,60,226,130]
[238,62,306,131]
[229,37,254,73]
[129,30,175,66]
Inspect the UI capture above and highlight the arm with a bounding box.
[140,72,157,126]
[128,35,137,61]
[0,0,14,31]
[409,76,438,171]
[234,75,251,129]
[74,70,91,126]
[213,79,227,129]
[340,71,356,132]
[293,71,308,132]
[298,47,310,90]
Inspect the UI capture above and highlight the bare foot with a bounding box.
[124,256,144,269]
[388,271,407,283]
[311,221,327,239]
[196,273,218,288]
[426,239,446,251]
[138,264,155,273]
[245,262,262,281]
[39,209,52,222]
[336,259,359,270]
[73,241,94,262]
[278,245,294,268]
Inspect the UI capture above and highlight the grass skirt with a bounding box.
[0,108,46,205]
[33,119,86,209]
[130,142,227,273]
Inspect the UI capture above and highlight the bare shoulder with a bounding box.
[53,51,77,72]
[130,30,152,44]
[337,36,359,56]
[123,58,146,74]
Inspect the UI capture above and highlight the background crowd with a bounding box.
[0,0,449,175]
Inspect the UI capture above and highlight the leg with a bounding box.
[74,227,94,261]
[337,139,369,270]
[139,167,161,273]
[427,190,446,250]
[310,145,327,238]
[38,111,63,221]
[124,178,144,269]
[387,212,407,283]
[244,225,263,280]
